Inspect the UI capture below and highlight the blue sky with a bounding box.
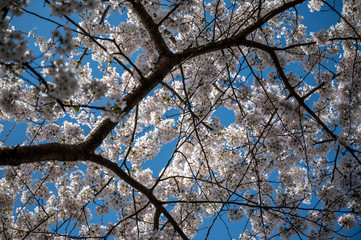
[1,0,361,239]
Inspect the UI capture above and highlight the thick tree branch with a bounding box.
[82,52,180,150]
[175,0,306,60]
[0,143,85,166]
[128,0,172,56]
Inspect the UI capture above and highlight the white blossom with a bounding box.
[337,214,356,230]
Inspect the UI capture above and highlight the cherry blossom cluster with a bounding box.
[0,19,31,62]
[51,27,74,55]
[49,0,98,17]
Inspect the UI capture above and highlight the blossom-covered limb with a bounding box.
[240,39,361,164]
[127,0,173,56]
[87,154,190,240]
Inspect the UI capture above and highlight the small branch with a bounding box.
[301,82,325,100]
[153,208,161,231]
[157,3,181,27]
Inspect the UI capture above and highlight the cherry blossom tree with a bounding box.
[0,0,360,239]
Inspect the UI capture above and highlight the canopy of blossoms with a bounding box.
[0,0,360,239]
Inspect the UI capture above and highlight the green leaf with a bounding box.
[112,103,123,114]
[69,100,80,111]
[72,105,80,112]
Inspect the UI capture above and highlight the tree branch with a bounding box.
[85,154,190,239]
[239,39,361,164]
[175,0,306,61]
[0,143,84,166]
[128,0,172,56]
